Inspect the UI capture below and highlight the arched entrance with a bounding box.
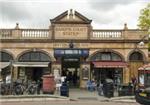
[17,50,51,82]
[90,51,127,86]
[0,51,14,81]
[128,51,144,79]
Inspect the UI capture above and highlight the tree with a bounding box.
[138,3,150,51]
[138,3,150,30]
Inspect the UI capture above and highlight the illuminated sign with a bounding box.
[54,49,89,58]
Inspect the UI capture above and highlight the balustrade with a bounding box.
[0,29,12,38]
[92,30,122,39]
[21,29,49,38]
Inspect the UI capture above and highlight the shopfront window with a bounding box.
[145,73,150,87]
[129,52,143,61]
[90,52,122,61]
[19,51,51,62]
[101,53,111,61]
[0,51,13,62]
[139,73,144,85]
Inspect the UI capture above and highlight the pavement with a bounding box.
[0,88,136,103]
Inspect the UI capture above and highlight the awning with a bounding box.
[138,63,150,70]
[92,61,128,68]
[0,62,10,71]
[13,62,49,67]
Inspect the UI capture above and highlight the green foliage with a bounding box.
[137,3,150,30]
[149,40,150,51]
[138,3,150,51]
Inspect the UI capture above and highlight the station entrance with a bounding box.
[54,48,89,88]
[61,57,80,88]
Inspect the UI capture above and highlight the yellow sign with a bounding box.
[139,93,147,97]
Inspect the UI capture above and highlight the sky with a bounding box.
[0,0,149,29]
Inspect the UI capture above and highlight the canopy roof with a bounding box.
[138,63,150,70]
[92,61,127,68]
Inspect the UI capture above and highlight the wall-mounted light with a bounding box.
[138,41,145,46]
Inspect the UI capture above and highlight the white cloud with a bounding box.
[0,0,149,29]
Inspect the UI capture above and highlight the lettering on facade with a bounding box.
[53,43,89,48]
[55,27,87,36]
[54,26,88,38]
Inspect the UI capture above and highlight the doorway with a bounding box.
[18,67,49,82]
[62,57,80,88]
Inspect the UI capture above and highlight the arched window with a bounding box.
[90,52,122,61]
[0,51,13,62]
[19,51,51,62]
[129,52,143,61]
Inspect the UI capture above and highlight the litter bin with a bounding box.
[103,79,114,98]
[60,82,69,97]
[42,75,56,94]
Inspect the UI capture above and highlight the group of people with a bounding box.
[62,71,79,86]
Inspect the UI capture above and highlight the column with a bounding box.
[13,67,18,81]
[80,62,90,88]
[123,67,130,84]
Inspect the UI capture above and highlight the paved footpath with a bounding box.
[1,100,140,105]
[0,88,137,104]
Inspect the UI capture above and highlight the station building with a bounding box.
[0,9,149,88]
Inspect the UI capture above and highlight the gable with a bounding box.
[50,9,92,24]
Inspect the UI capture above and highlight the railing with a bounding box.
[92,30,123,39]
[0,29,12,39]
[0,28,147,40]
[0,29,50,39]
[21,29,49,38]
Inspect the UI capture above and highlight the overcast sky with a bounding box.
[0,0,149,29]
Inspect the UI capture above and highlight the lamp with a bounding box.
[138,41,145,46]
[136,34,149,48]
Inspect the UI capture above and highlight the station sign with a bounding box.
[54,48,89,58]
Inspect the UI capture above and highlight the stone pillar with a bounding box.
[13,67,18,81]
[12,23,22,38]
[123,67,130,84]
[80,62,90,88]
[51,61,61,77]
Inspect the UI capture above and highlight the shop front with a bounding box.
[90,51,127,87]
[92,61,127,87]
[13,51,51,83]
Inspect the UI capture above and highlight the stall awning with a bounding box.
[0,62,10,71]
[92,61,128,68]
[13,62,49,67]
[138,63,150,70]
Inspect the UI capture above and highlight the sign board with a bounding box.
[80,63,90,80]
[54,24,88,39]
[54,48,89,58]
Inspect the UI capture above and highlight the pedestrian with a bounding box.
[37,79,42,94]
[98,81,103,96]
[72,71,77,86]
[131,76,137,94]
